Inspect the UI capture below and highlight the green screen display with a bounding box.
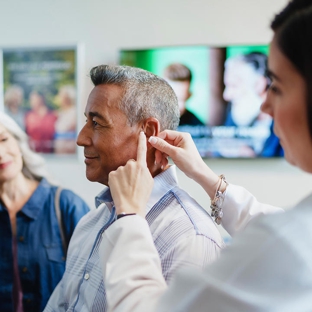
[119,45,283,159]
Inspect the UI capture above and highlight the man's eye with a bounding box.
[92,120,98,126]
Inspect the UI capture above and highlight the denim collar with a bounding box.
[0,178,51,220]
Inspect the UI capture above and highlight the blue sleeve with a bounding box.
[58,189,90,243]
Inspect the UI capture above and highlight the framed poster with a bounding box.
[2,46,78,155]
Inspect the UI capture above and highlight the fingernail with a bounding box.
[149,136,157,144]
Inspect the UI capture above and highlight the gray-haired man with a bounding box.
[45,65,223,311]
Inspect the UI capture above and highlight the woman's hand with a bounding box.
[148,130,207,180]
[108,131,154,218]
[148,130,222,199]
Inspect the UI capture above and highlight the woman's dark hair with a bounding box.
[271,0,312,139]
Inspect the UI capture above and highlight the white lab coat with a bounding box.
[100,185,312,312]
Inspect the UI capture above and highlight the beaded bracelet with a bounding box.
[210,174,228,225]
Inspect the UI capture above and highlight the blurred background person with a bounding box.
[25,91,57,153]
[223,52,270,128]
[54,85,77,154]
[163,63,204,126]
[0,112,90,311]
[220,52,281,157]
[4,85,26,131]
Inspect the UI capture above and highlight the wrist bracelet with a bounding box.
[210,174,228,225]
[116,212,137,220]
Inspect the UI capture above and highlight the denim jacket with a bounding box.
[0,178,90,312]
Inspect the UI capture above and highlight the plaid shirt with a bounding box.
[44,166,224,311]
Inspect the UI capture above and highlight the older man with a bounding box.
[44,65,223,311]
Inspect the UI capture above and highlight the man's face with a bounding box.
[167,80,191,116]
[223,60,259,103]
[76,84,141,186]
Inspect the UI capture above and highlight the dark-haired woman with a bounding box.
[98,0,312,311]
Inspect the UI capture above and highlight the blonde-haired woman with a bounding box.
[0,112,89,312]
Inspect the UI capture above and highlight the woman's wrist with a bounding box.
[210,174,228,224]
[190,164,220,199]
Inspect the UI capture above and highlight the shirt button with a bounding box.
[84,273,90,280]
[19,236,24,242]
[22,267,28,273]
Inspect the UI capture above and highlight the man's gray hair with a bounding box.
[89,65,180,130]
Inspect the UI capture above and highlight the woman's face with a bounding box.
[0,124,23,183]
[261,35,312,173]
[29,93,44,110]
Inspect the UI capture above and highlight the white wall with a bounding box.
[2,0,312,220]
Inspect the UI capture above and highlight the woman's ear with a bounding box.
[141,118,160,139]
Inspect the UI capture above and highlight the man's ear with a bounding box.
[141,118,160,139]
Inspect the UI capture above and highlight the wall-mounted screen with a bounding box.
[120,45,283,158]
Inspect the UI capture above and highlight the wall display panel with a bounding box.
[1,46,79,156]
[120,45,284,159]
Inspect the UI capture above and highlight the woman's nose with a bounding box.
[261,95,273,118]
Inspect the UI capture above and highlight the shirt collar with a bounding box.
[95,165,179,214]
[0,178,51,220]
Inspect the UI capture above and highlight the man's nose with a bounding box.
[76,124,91,147]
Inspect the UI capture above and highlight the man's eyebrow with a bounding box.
[85,111,108,121]
[266,69,281,82]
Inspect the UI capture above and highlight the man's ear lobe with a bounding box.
[142,118,160,138]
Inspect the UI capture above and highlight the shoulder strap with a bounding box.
[54,187,68,257]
